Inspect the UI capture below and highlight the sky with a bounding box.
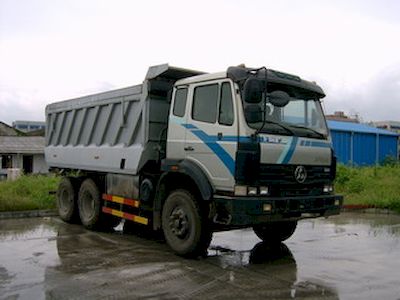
[1,0,400,125]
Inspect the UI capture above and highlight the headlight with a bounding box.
[323,185,334,193]
[234,185,247,196]
[234,185,270,196]
[260,186,269,196]
[248,187,257,196]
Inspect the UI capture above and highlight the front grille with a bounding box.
[258,164,332,185]
[270,184,323,197]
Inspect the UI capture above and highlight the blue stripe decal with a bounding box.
[300,140,330,148]
[277,137,292,164]
[282,136,298,164]
[176,121,329,172]
[279,136,299,164]
[182,123,197,129]
[310,141,330,148]
[189,129,236,176]
[191,129,235,176]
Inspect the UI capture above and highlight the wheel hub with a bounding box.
[169,207,189,238]
[59,189,72,212]
[82,192,95,218]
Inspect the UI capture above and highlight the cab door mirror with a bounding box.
[243,78,264,103]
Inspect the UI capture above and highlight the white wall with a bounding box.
[33,154,48,174]
[12,154,22,169]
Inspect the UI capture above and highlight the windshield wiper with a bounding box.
[289,125,326,139]
[258,119,295,136]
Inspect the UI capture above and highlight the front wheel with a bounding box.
[162,190,212,257]
[253,221,297,243]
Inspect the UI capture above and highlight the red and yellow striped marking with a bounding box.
[102,194,140,208]
[102,207,148,225]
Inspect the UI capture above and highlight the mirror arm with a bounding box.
[255,67,269,136]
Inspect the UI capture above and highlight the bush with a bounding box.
[382,156,399,167]
[335,164,400,213]
[0,175,60,212]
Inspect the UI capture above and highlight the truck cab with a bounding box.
[162,66,342,244]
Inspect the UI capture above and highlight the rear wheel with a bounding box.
[57,177,79,223]
[162,190,212,257]
[78,178,120,231]
[253,221,297,243]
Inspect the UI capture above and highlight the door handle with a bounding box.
[184,146,194,151]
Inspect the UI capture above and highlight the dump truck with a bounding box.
[45,64,343,256]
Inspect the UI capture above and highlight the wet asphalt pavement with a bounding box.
[0,212,400,300]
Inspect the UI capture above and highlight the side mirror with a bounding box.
[269,90,290,107]
[245,105,263,123]
[243,78,264,103]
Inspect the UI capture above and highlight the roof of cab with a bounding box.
[175,72,227,86]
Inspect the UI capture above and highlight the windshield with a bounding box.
[246,98,328,139]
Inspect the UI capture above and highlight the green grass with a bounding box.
[335,163,400,213]
[0,175,60,212]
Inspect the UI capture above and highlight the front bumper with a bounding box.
[213,194,343,226]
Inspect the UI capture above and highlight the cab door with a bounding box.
[167,86,189,160]
[184,80,237,191]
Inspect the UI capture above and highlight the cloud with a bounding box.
[323,65,400,121]
[0,81,116,124]
[1,0,400,124]
[362,66,400,121]
[0,87,43,124]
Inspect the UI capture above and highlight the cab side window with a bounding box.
[173,88,188,117]
[219,82,234,126]
[192,84,219,123]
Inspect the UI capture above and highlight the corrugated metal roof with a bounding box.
[0,136,45,154]
[327,120,399,136]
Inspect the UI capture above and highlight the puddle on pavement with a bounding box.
[0,212,399,299]
[289,213,400,300]
[0,218,60,300]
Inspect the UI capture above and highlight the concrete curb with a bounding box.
[0,209,58,220]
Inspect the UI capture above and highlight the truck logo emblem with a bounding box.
[294,166,307,183]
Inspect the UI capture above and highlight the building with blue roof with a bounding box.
[327,120,399,166]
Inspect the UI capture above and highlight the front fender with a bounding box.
[152,159,214,230]
[160,159,214,201]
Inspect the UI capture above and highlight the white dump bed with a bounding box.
[45,64,203,175]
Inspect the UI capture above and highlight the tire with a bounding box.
[253,221,297,243]
[57,177,79,223]
[162,189,212,257]
[78,178,120,231]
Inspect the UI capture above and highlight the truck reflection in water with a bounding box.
[207,241,338,299]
